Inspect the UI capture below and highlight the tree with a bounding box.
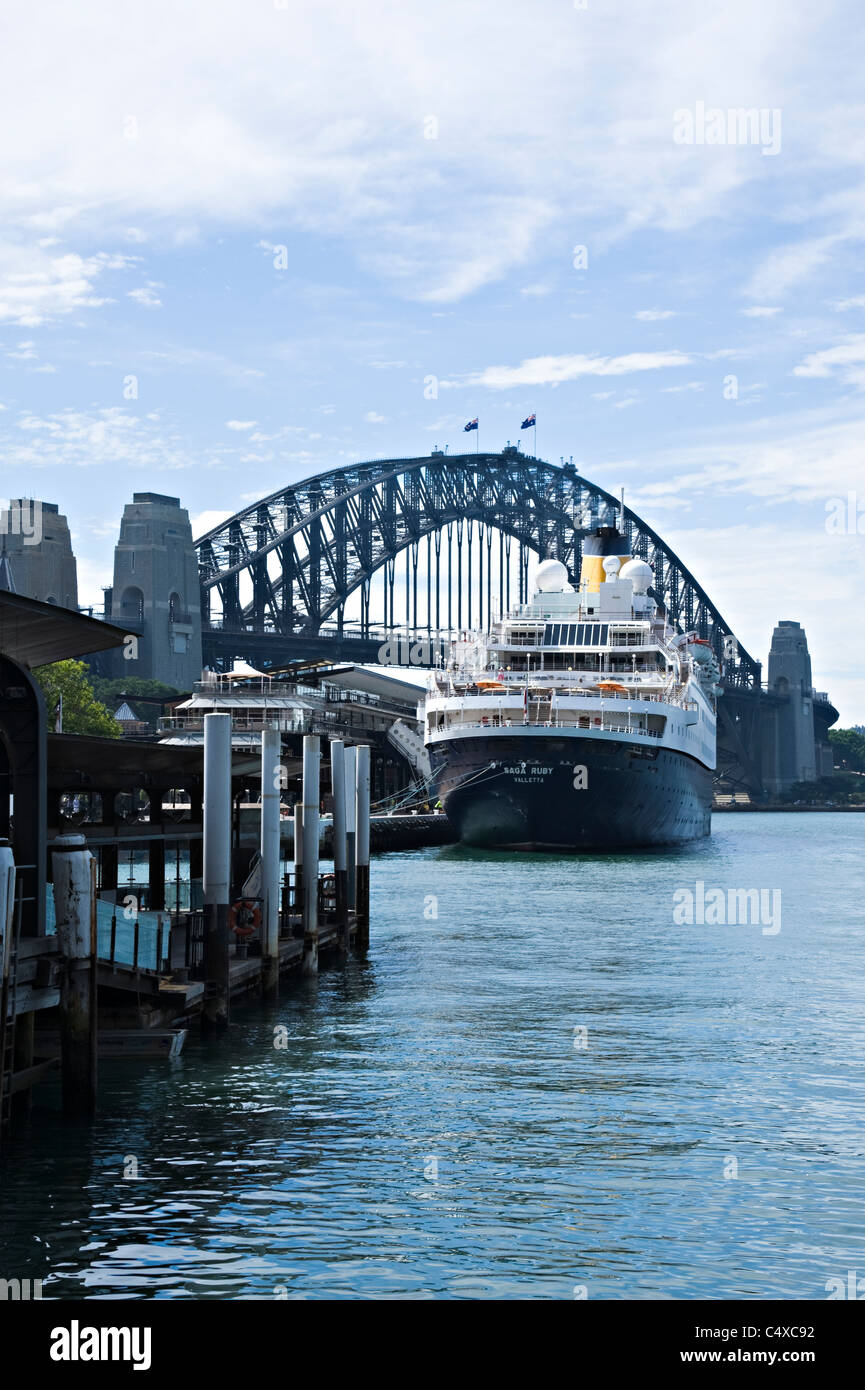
[89,676,180,729]
[34,660,121,737]
[829,728,865,773]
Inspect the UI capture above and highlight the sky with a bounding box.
[1,0,864,720]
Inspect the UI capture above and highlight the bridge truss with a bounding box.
[196,449,760,689]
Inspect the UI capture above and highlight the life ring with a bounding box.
[229,899,261,938]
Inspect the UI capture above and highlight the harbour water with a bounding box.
[1,813,862,1300]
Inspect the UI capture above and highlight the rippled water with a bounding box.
[1,813,863,1300]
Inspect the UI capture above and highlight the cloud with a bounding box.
[792,337,865,387]
[226,419,258,431]
[0,406,205,472]
[458,350,692,390]
[127,286,162,308]
[743,237,841,301]
[741,306,781,317]
[5,340,37,360]
[0,245,133,325]
[635,309,676,321]
[0,0,842,304]
[191,508,233,538]
[363,410,387,423]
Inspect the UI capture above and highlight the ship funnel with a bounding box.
[579,525,630,592]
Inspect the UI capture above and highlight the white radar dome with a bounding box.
[534,558,572,593]
[619,558,653,593]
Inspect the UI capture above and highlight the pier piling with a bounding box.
[345,745,357,911]
[301,735,320,976]
[52,833,97,1115]
[355,745,371,951]
[260,727,281,996]
[330,739,348,951]
[203,713,231,1029]
[293,804,304,924]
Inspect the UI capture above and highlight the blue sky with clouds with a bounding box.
[1,0,864,718]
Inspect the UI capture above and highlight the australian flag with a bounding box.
[464,418,478,432]
[521,413,536,430]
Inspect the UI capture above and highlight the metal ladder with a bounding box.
[0,877,23,1140]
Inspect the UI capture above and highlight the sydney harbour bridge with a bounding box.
[197,445,759,683]
[193,443,830,794]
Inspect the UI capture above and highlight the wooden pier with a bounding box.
[0,593,375,1138]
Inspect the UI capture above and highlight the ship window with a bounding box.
[600,624,609,645]
[576,624,585,644]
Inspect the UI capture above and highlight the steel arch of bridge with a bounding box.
[195,450,760,688]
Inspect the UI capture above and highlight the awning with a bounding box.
[0,591,127,668]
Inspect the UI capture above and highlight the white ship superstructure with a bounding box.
[422,531,721,849]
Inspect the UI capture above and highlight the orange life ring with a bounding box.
[229,899,262,938]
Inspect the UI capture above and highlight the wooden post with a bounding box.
[260,727,281,996]
[355,744,371,951]
[330,740,349,951]
[301,736,319,975]
[293,804,303,924]
[344,745,357,911]
[52,833,97,1115]
[203,713,231,1030]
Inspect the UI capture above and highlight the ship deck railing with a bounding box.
[430,683,695,710]
[440,716,665,735]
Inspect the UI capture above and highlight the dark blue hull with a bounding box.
[429,734,712,850]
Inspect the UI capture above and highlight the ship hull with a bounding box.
[429,733,712,850]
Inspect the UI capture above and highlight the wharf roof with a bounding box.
[176,691,315,711]
[0,590,126,668]
[322,665,424,706]
[46,733,259,788]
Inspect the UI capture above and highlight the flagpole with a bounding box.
[534,417,537,458]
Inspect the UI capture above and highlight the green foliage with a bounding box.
[829,727,865,773]
[34,660,121,737]
[778,772,865,806]
[88,676,180,727]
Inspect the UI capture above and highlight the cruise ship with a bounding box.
[422,524,721,850]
